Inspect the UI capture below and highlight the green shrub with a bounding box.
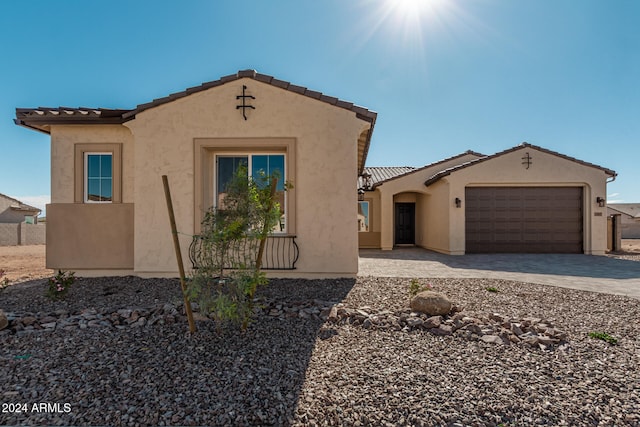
[588,331,618,345]
[46,270,75,300]
[188,166,290,331]
[409,279,432,297]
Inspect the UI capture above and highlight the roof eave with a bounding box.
[14,118,51,134]
[358,113,377,175]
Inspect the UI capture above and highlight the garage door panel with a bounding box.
[465,187,583,253]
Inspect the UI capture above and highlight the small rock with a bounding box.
[511,323,524,336]
[423,316,441,329]
[489,313,506,323]
[22,316,37,326]
[406,318,423,328]
[431,325,453,336]
[327,306,339,323]
[118,309,132,318]
[481,335,504,345]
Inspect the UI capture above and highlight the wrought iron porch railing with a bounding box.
[189,234,299,270]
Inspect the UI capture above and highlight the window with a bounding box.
[358,201,369,232]
[216,154,286,231]
[85,153,113,203]
[74,143,122,203]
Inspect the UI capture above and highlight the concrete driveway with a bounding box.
[359,248,640,299]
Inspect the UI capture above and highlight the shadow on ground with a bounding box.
[359,248,640,280]
[0,278,355,426]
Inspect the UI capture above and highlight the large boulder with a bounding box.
[0,309,7,331]
[410,291,452,316]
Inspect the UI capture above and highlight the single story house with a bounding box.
[0,193,40,224]
[607,204,640,239]
[15,70,376,278]
[358,143,616,255]
[0,193,44,246]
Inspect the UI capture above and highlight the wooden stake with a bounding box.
[255,176,278,271]
[162,175,196,334]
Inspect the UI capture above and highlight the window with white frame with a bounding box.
[215,154,286,232]
[84,153,113,203]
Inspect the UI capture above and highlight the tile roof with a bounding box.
[121,70,377,124]
[359,167,416,188]
[608,203,640,218]
[359,150,485,189]
[424,143,617,187]
[0,193,41,213]
[14,108,130,133]
[15,71,377,125]
[15,70,377,174]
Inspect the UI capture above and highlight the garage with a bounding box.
[465,187,583,253]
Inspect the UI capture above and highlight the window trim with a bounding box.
[193,138,296,236]
[84,152,113,204]
[74,143,122,204]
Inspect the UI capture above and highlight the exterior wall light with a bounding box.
[362,172,373,190]
[455,197,462,208]
[596,196,605,207]
[358,172,372,201]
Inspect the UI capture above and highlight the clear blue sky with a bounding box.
[1,0,638,214]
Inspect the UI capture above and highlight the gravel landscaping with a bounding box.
[1,276,639,426]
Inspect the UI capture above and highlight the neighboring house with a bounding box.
[0,193,40,223]
[607,204,640,238]
[15,70,376,277]
[0,193,44,246]
[358,144,616,255]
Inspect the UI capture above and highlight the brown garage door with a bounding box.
[465,187,583,253]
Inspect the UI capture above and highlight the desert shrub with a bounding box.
[188,166,290,330]
[46,270,75,300]
[409,278,433,298]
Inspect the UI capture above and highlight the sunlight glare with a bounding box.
[379,0,451,48]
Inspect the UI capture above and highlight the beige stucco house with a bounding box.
[0,193,40,224]
[15,70,376,278]
[607,204,640,239]
[358,143,616,255]
[0,193,45,246]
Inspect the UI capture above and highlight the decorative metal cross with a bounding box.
[236,85,255,120]
[521,152,533,169]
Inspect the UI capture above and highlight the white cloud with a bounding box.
[607,192,624,204]
[10,195,50,216]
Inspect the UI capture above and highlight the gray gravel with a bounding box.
[1,276,639,426]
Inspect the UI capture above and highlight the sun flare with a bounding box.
[394,0,430,16]
[380,0,450,40]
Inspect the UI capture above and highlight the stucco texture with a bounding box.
[123,78,370,277]
[364,146,612,255]
[46,79,370,277]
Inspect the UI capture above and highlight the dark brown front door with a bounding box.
[465,187,583,253]
[395,203,415,245]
